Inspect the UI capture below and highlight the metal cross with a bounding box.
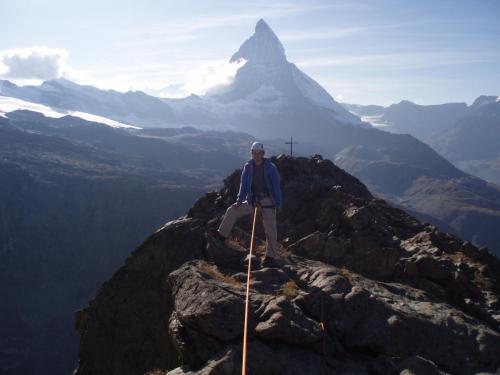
[285,136,298,156]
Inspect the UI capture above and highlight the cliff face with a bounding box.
[73,155,500,375]
[0,115,208,375]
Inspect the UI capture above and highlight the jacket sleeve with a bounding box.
[271,163,282,208]
[236,164,248,204]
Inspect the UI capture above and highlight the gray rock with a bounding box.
[74,155,500,375]
[254,296,322,344]
[288,230,351,262]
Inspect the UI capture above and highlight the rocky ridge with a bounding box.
[74,155,500,375]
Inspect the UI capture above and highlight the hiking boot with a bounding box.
[261,256,278,268]
[208,227,226,242]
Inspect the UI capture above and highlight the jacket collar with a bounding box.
[250,157,267,166]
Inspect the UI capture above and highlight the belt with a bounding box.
[253,193,275,208]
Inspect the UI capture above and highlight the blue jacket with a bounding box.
[236,158,282,208]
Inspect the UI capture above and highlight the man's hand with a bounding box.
[233,201,242,207]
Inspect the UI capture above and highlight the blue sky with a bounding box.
[1,0,499,105]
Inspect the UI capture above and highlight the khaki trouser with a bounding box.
[218,196,277,258]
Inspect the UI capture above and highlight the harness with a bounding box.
[253,192,276,209]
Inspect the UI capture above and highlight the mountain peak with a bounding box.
[255,18,272,33]
[230,18,286,65]
[397,99,417,106]
[470,95,499,108]
[41,77,81,90]
[0,79,17,88]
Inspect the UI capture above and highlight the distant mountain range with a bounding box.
[343,95,500,184]
[1,19,499,259]
[0,78,176,128]
[431,96,500,184]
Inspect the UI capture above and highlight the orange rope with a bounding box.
[242,204,259,375]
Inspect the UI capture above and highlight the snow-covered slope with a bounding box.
[0,78,174,128]
[0,95,141,129]
[289,63,359,122]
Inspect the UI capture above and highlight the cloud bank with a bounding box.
[0,46,68,80]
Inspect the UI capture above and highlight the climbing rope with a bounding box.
[320,295,326,370]
[242,203,259,375]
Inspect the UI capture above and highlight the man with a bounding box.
[209,141,282,267]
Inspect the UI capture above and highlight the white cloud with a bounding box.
[180,58,247,96]
[0,46,168,92]
[0,46,69,80]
